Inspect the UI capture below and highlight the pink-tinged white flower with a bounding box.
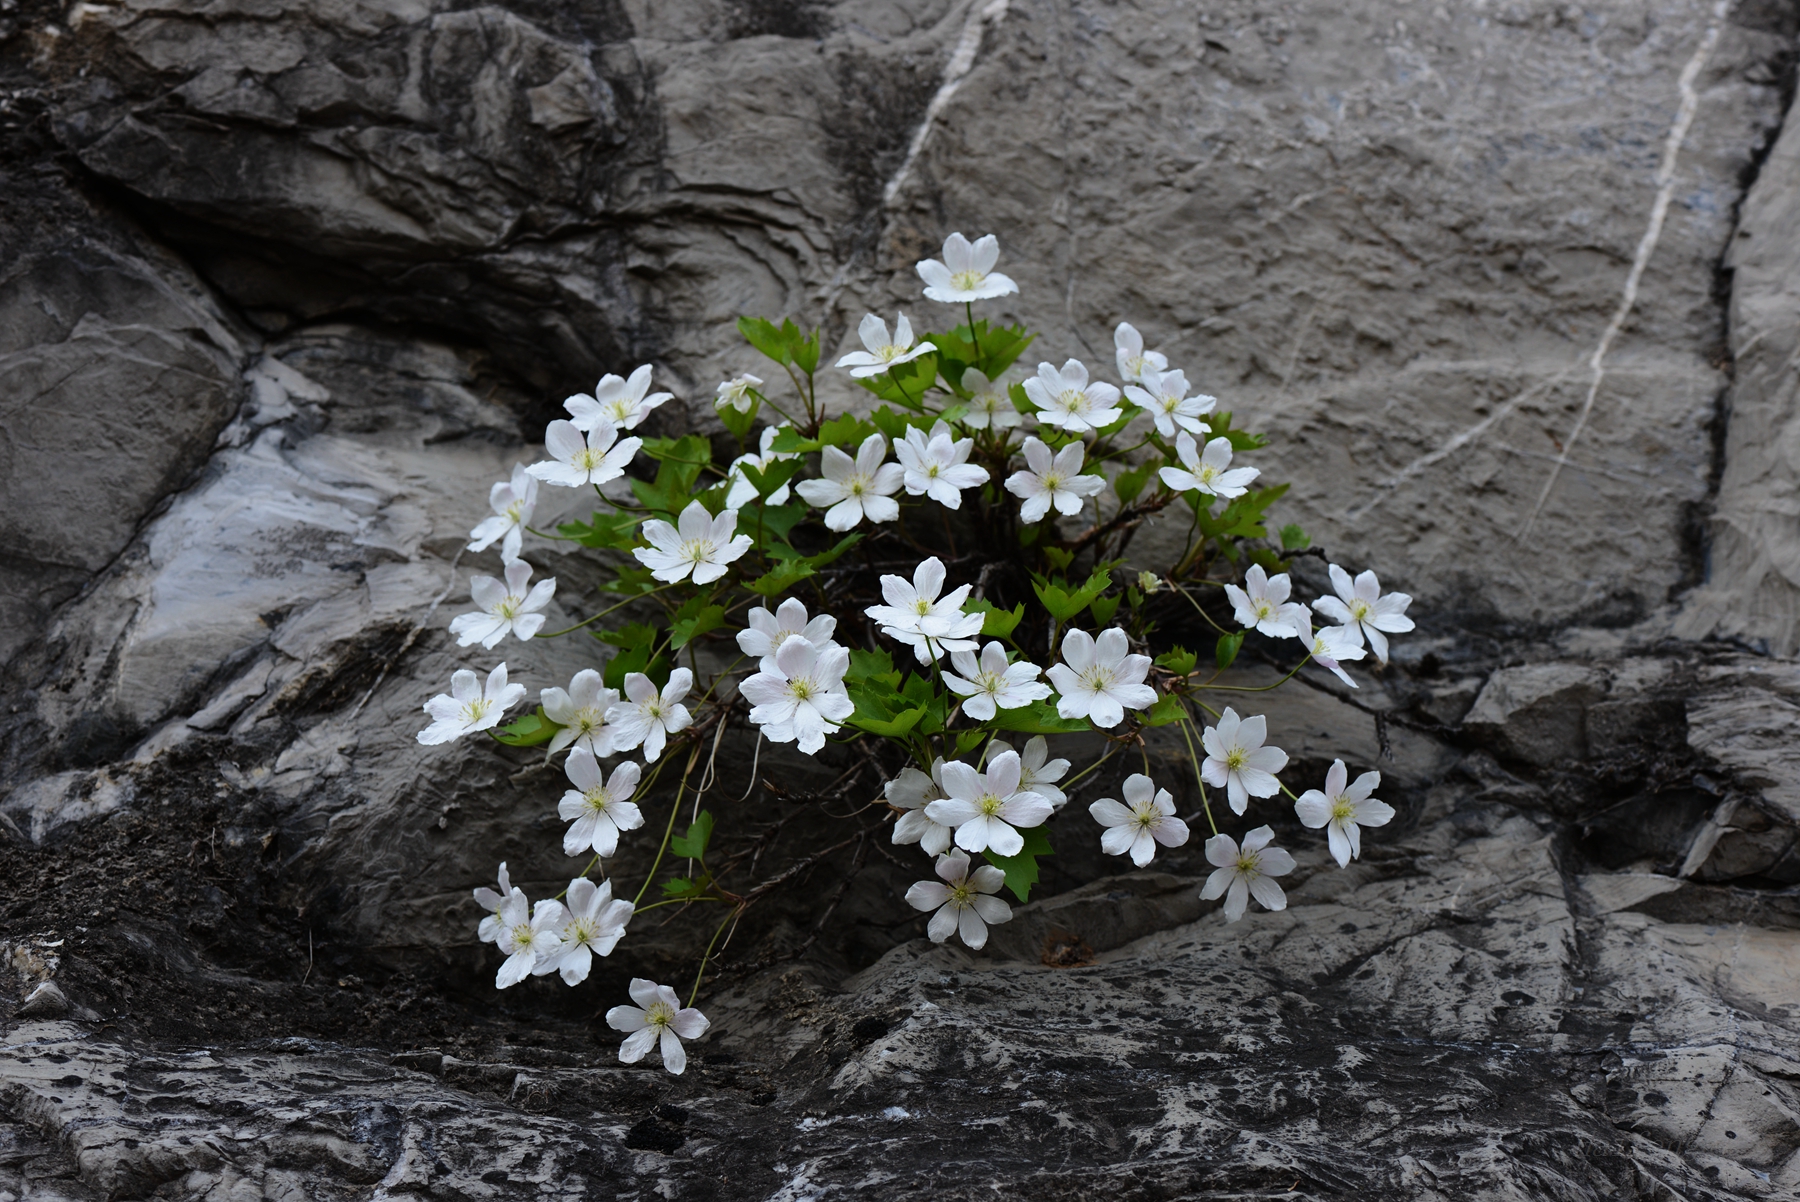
[558,751,644,857]
[886,761,954,855]
[836,313,935,379]
[495,891,566,988]
[606,979,710,1075]
[904,850,1013,950]
[605,669,693,763]
[1045,627,1156,729]
[1312,564,1416,665]
[960,367,1023,430]
[564,365,671,431]
[472,862,515,945]
[419,662,526,745]
[1295,760,1394,867]
[1024,359,1123,434]
[896,420,989,509]
[1159,432,1259,500]
[1123,368,1216,438]
[864,556,984,665]
[1200,826,1295,922]
[1090,774,1190,867]
[943,642,1051,721]
[1223,564,1306,640]
[549,877,634,986]
[528,419,643,489]
[1299,610,1366,689]
[449,558,556,649]
[915,232,1019,303]
[1200,707,1288,815]
[926,750,1052,857]
[714,373,763,413]
[741,637,854,755]
[736,596,837,673]
[1115,322,1169,384]
[794,432,905,531]
[724,424,797,508]
[633,500,753,585]
[1005,436,1105,524]
[988,736,1071,810]
[540,669,620,756]
[467,465,538,561]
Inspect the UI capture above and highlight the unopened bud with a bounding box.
[1137,571,1162,595]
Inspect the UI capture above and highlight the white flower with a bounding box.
[1045,627,1156,729]
[1295,760,1394,867]
[1312,564,1416,665]
[564,365,672,431]
[943,642,1051,721]
[528,419,643,489]
[714,373,763,413]
[1024,359,1123,433]
[886,761,955,855]
[1090,774,1190,867]
[467,464,538,561]
[1223,564,1306,640]
[549,877,634,986]
[541,669,621,756]
[1123,369,1215,438]
[741,637,854,755]
[904,850,1013,950]
[895,420,989,509]
[1200,706,1289,815]
[606,979,710,1075]
[736,596,838,673]
[863,556,985,665]
[794,432,905,531]
[1004,436,1105,524]
[558,751,645,857]
[724,424,797,509]
[605,669,694,763]
[1299,610,1367,689]
[633,500,753,585]
[1158,432,1259,500]
[495,891,566,988]
[419,662,527,745]
[926,750,1052,856]
[960,367,1023,430]
[987,736,1070,810]
[1115,322,1169,384]
[915,232,1020,303]
[1199,826,1295,922]
[449,558,556,649]
[472,862,514,945]
[836,313,936,379]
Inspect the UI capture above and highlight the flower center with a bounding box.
[1082,667,1109,691]
[877,343,904,362]
[849,477,868,497]
[505,501,526,521]
[948,882,974,907]
[569,918,596,944]
[645,702,665,721]
[951,269,984,291]
[1349,599,1372,621]
[927,464,941,478]
[463,698,493,724]
[510,922,535,948]
[1252,600,1274,619]
[977,793,1004,817]
[1331,797,1356,822]
[497,597,522,620]
[1198,465,1218,483]
[914,599,932,616]
[790,679,814,702]
[576,448,601,471]
[1135,810,1157,830]
[645,1001,675,1029]
[606,401,631,421]
[1042,472,1063,490]
[576,708,603,733]
[1235,853,1259,875]
[1057,389,1089,414]
[682,538,715,564]
[1225,748,1247,772]
[583,787,613,815]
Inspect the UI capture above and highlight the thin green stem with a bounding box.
[1177,713,1219,836]
[965,301,984,363]
[1171,582,1234,637]
[633,743,702,907]
[634,896,725,915]
[1194,655,1312,694]
[689,905,741,1008]
[1062,742,1122,791]
[537,584,677,638]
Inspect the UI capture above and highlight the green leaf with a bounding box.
[848,703,928,737]
[596,621,658,650]
[1279,522,1311,551]
[661,876,711,900]
[559,510,642,551]
[1155,645,1197,675]
[718,396,759,443]
[1041,546,1074,572]
[1141,694,1186,728]
[750,500,809,543]
[769,413,879,454]
[991,700,1091,735]
[1215,630,1245,670]
[802,533,862,569]
[967,600,1025,639]
[490,706,562,747]
[954,729,989,756]
[600,563,660,595]
[740,457,803,500]
[670,602,726,650]
[738,316,792,365]
[746,560,816,596]
[1089,594,1121,625]
[794,328,822,375]
[670,810,714,860]
[984,825,1053,902]
[1032,569,1112,622]
[856,355,938,410]
[1113,462,1156,507]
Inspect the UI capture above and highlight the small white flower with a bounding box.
[794,432,905,531]
[495,891,566,988]
[1223,564,1306,640]
[714,373,763,413]
[558,751,645,857]
[724,424,798,509]
[528,419,643,489]
[836,313,936,379]
[960,367,1024,430]
[736,596,838,673]
[943,641,1051,721]
[1295,760,1394,867]
[1045,627,1156,729]
[741,638,855,755]
[1090,774,1190,867]
[564,365,672,431]
[915,232,1020,303]
[419,662,527,745]
[605,669,694,763]
[895,420,990,509]
[449,558,556,649]
[863,556,985,665]
[606,979,710,1075]
[904,850,1013,950]
[633,500,753,585]
[886,761,955,855]
[1312,564,1416,665]
[1299,610,1367,689]
[1123,368,1216,438]
[926,750,1052,856]
[987,737,1071,810]
[467,465,538,561]
[1158,432,1259,500]
[540,669,621,756]
[1199,826,1295,922]
[1200,706,1289,815]
[1024,359,1123,434]
[549,877,634,986]
[1114,322,1169,384]
[472,862,515,945]
[1005,436,1105,524]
